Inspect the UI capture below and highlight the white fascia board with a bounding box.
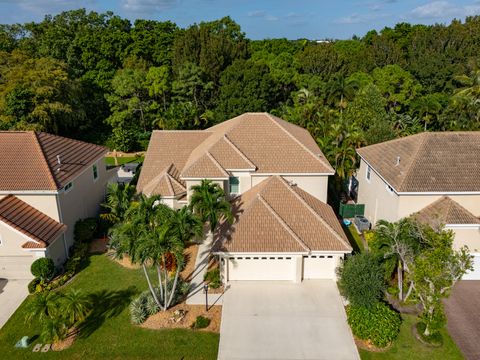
[445,224,480,229]
[357,156,400,195]
[0,190,58,195]
[213,251,308,256]
[310,250,352,255]
[251,172,334,176]
[181,177,229,181]
[397,191,480,195]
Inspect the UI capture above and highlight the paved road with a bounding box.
[218,280,360,360]
[0,278,29,329]
[444,281,480,360]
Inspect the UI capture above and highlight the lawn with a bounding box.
[104,156,144,166]
[359,314,464,360]
[343,224,365,253]
[0,255,219,360]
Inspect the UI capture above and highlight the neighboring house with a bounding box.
[0,131,109,279]
[356,132,480,279]
[138,112,352,282]
[114,163,140,184]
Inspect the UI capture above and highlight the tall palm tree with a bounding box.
[101,182,136,223]
[327,74,359,111]
[189,179,233,244]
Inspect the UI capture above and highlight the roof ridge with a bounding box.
[223,134,256,169]
[166,173,186,191]
[31,132,59,190]
[398,133,428,191]
[264,113,333,172]
[165,174,175,195]
[205,151,229,177]
[257,193,310,252]
[277,176,351,249]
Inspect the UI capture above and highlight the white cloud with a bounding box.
[410,1,480,19]
[335,12,389,24]
[1,0,95,15]
[247,9,278,21]
[121,0,178,14]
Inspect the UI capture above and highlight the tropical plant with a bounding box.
[189,179,233,243]
[74,217,98,243]
[61,289,92,325]
[30,258,55,282]
[100,182,136,224]
[337,252,385,309]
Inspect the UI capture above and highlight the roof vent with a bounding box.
[56,155,62,172]
[395,156,400,166]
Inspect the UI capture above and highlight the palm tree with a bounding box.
[373,219,421,302]
[454,59,480,99]
[25,292,61,323]
[101,182,136,223]
[189,179,233,244]
[327,74,359,111]
[40,318,68,343]
[61,289,92,325]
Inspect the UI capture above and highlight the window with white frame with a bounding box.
[229,176,239,194]
[366,165,372,182]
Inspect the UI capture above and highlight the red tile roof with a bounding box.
[0,131,107,191]
[0,195,66,248]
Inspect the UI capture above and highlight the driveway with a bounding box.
[444,281,480,360]
[0,278,29,329]
[218,280,359,360]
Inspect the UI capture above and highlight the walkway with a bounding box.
[0,279,29,329]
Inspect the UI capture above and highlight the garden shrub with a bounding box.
[74,218,98,243]
[192,315,210,329]
[30,258,55,281]
[204,268,221,288]
[145,294,160,315]
[28,277,41,294]
[130,296,148,325]
[347,302,402,348]
[337,252,385,309]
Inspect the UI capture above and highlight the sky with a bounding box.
[0,0,480,39]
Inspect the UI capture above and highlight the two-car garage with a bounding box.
[224,254,342,282]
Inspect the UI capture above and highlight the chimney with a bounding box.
[395,156,400,166]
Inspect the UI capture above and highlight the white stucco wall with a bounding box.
[251,175,329,202]
[356,159,400,224]
[398,194,480,219]
[447,226,480,252]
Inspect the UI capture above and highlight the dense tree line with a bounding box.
[1,9,480,177]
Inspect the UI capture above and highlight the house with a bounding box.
[356,131,480,279]
[138,112,352,282]
[0,131,109,279]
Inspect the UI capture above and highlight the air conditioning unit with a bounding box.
[354,215,370,232]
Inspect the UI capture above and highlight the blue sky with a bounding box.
[0,0,479,39]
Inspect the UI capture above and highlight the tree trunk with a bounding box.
[397,260,403,301]
[162,254,168,311]
[166,266,181,309]
[403,281,414,302]
[142,264,162,307]
[156,265,164,302]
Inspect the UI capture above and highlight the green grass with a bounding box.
[104,156,144,166]
[344,224,365,253]
[359,314,464,360]
[0,255,219,360]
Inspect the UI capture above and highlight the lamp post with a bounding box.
[203,283,209,312]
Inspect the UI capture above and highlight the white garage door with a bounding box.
[0,256,35,280]
[303,255,337,279]
[463,254,480,280]
[228,256,295,281]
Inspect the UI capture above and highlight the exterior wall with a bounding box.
[0,194,59,221]
[398,194,480,219]
[251,175,329,202]
[45,236,68,266]
[0,222,37,257]
[447,226,480,252]
[356,159,400,224]
[58,157,109,248]
[186,179,227,201]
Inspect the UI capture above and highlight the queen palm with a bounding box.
[101,182,136,223]
[61,289,92,325]
[189,179,233,244]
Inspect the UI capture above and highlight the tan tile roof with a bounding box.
[0,131,107,191]
[357,132,480,192]
[219,176,352,253]
[138,113,333,196]
[0,195,66,248]
[142,164,186,197]
[414,197,480,226]
[136,131,212,193]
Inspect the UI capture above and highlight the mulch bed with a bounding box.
[354,337,392,352]
[141,303,221,333]
[89,238,109,253]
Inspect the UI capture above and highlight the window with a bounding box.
[386,184,394,194]
[93,164,98,180]
[229,176,239,194]
[366,165,371,182]
[64,182,73,192]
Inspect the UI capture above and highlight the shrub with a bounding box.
[337,252,385,309]
[192,315,210,329]
[74,218,98,243]
[204,268,221,289]
[347,302,402,348]
[145,294,160,315]
[130,296,148,325]
[30,258,55,281]
[28,278,41,294]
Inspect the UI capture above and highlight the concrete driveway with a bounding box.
[0,278,29,329]
[218,280,359,360]
[444,281,480,360]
